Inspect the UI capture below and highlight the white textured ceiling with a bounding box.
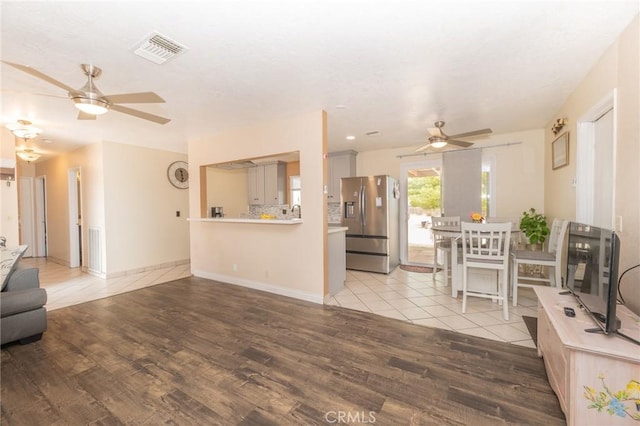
[1,1,638,160]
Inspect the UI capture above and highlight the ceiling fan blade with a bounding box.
[0,89,68,99]
[103,92,166,104]
[2,61,76,93]
[447,139,474,148]
[77,111,97,120]
[448,128,492,139]
[415,144,431,152]
[110,104,171,125]
[427,127,442,137]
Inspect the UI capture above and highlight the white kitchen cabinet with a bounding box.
[247,162,286,205]
[263,162,286,205]
[328,226,347,295]
[327,150,357,202]
[247,166,264,205]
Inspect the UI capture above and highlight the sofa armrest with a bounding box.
[0,288,47,317]
[4,265,40,291]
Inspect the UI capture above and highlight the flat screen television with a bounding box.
[565,221,621,334]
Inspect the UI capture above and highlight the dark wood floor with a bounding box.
[1,276,565,425]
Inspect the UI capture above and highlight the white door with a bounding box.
[577,91,616,229]
[592,109,614,228]
[18,177,36,256]
[68,168,82,268]
[35,175,47,257]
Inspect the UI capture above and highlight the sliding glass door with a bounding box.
[400,159,442,266]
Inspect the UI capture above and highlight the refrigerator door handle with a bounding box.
[360,185,366,226]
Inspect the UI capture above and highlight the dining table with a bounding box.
[431,222,520,298]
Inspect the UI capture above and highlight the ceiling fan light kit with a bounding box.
[70,64,110,115]
[429,137,448,149]
[71,95,111,115]
[2,61,171,124]
[416,120,492,152]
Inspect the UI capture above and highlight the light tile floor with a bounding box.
[23,257,538,348]
[21,257,192,311]
[327,267,539,348]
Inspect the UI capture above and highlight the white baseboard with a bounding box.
[105,259,191,280]
[46,256,70,268]
[83,266,107,279]
[193,270,324,305]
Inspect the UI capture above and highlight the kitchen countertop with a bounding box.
[328,226,348,234]
[188,218,303,225]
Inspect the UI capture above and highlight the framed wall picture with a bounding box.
[552,132,569,170]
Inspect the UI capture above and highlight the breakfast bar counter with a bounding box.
[188,218,303,225]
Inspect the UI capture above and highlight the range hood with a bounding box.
[210,160,257,170]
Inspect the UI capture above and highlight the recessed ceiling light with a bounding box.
[335,105,346,109]
[346,135,356,140]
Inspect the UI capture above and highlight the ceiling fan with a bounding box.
[2,61,171,125]
[415,121,492,152]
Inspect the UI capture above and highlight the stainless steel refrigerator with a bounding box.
[341,175,399,274]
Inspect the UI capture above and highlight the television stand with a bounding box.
[583,312,623,335]
[534,287,640,425]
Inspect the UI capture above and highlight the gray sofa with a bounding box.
[1,259,47,345]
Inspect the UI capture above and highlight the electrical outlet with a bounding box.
[176,210,180,217]
[616,216,623,232]
[232,263,238,271]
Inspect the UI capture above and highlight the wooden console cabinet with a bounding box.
[535,287,640,425]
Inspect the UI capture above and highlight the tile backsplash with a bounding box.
[248,204,294,219]
[242,202,341,222]
[328,203,341,223]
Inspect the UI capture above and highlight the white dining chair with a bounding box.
[461,221,511,320]
[511,219,569,306]
[430,216,460,284]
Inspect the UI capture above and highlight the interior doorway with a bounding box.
[400,159,442,266]
[18,176,36,257]
[576,90,616,229]
[35,175,47,257]
[68,168,83,268]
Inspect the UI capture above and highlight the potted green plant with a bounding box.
[519,208,550,249]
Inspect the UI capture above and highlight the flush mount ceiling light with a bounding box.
[6,119,42,139]
[16,148,41,163]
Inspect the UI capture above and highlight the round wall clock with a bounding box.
[167,161,189,189]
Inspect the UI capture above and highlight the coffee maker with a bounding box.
[211,207,224,218]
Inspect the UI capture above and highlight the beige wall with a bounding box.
[188,110,327,302]
[0,129,19,246]
[102,142,190,275]
[34,143,105,266]
[205,167,248,218]
[357,129,546,218]
[544,15,639,313]
[34,141,189,277]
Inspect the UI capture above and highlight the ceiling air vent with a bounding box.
[133,32,188,64]
[365,130,381,137]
